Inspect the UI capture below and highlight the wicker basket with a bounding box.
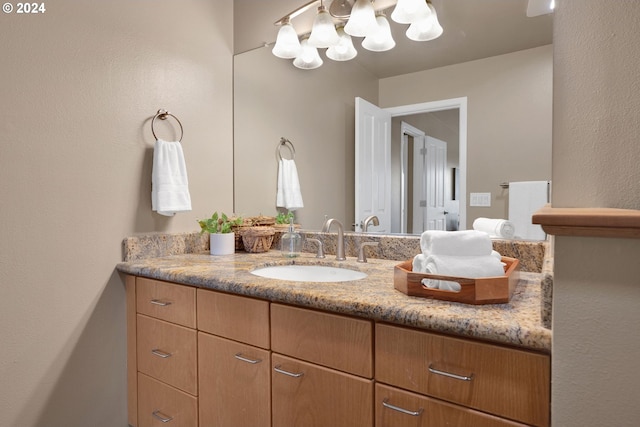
[241,226,275,253]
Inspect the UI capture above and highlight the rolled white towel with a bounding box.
[412,253,429,273]
[424,254,506,278]
[473,217,516,239]
[420,230,493,256]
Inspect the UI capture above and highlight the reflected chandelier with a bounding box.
[272,0,443,70]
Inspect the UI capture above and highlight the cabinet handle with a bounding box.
[150,299,172,307]
[274,364,304,378]
[151,348,173,358]
[428,364,474,381]
[152,410,173,423]
[382,398,424,416]
[234,353,262,364]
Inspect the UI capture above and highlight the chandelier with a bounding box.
[272,0,443,70]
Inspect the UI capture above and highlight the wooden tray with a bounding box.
[393,257,520,305]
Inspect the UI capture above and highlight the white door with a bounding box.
[354,97,391,233]
[412,136,447,232]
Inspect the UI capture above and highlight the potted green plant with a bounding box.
[198,212,243,255]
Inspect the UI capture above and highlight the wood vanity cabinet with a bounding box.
[129,277,198,427]
[270,304,374,427]
[197,289,271,427]
[375,323,550,427]
[126,275,550,427]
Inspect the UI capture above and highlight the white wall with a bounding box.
[0,1,234,425]
[380,45,553,228]
[552,1,640,425]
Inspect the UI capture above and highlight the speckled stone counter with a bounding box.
[118,242,551,353]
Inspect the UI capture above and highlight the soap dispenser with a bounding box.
[281,217,302,258]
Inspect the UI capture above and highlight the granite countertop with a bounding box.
[117,250,551,353]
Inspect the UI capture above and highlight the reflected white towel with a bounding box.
[151,139,192,216]
[473,217,516,239]
[420,230,493,256]
[508,181,549,240]
[276,158,304,211]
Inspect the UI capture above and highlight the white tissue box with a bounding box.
[394,257,520,305]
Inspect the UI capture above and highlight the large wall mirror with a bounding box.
[233,0,553,239]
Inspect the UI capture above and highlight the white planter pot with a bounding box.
[209,232,235,255]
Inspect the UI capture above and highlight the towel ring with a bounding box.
[151,109,184,142]
[277,137,295,160]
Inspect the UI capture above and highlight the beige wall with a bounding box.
[379,45,553,229]
[552,1,640,425]
[0,1,233,426]
[234,46,378,229]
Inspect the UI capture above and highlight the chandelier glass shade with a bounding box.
[293,37,324,69]
[326,26,358,61]
[273,0,442,69]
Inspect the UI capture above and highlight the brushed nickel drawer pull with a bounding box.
[274,364,304,378]
[152,410,173,423]
[428,364,474,381]
[234,353,262,364]
[151,349,173,358]
[150,299,172,307]
[382,398,424,416]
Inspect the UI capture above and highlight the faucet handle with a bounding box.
[307,238,325,259]
[357,242,379,263]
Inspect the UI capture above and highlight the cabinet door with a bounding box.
[138,373,197,427]
[376,383,527,427]
[199,332,271,427]
[272,354,373,427]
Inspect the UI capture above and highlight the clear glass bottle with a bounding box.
[280,217,302,258]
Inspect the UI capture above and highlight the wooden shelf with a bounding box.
[532,205,640,238]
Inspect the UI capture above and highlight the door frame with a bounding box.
[385,97,468,230]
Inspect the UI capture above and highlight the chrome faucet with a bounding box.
[361,215,380,232]
[321,218,346,261]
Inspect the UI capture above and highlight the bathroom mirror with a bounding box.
[233,0,553,238]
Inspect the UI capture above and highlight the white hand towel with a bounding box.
[412,253,428,273]
[420,230,493,256]
[473,217,516,239]
[151,139,192,216]
[276,158,304,211]
[508,180,549,240]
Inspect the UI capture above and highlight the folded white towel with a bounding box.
[276,158,304,211]
[151,139,192,216]
[420,230,493,256]
[420,254,506,292]
[473,217,516,239]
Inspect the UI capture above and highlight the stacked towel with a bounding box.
[420,230,493,256]
[473,217,516,239]
[276,158,304,211]
[413,230,504,292]
[151,139,192,216]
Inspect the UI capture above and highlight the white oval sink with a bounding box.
[251,264,367,282]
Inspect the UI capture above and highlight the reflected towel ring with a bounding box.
[151,109,184,142]
[277,137,295,160]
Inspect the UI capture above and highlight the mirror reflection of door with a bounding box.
[357,97,466,235]
[401,122,449,233]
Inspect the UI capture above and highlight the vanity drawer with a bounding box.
[271,304,373,378]
[197,289,270,349]
[375,383,526,427]
[136,277,196,328]
[137,314,197,395]
[137,373,197,427]
[375,323,550,427]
